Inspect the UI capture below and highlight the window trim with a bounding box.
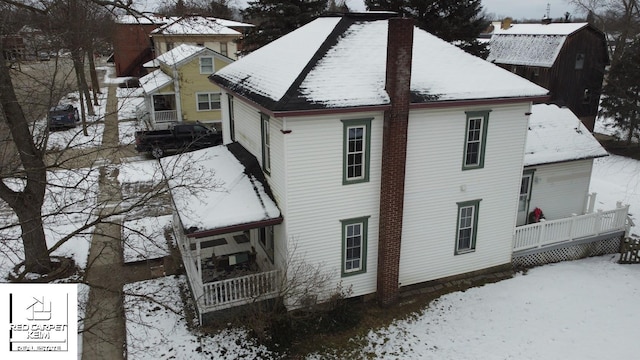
[462,110,491,170]
[261,113,270,174]
[341,118,372,185]
[196,92,221,111]
[199,56,214,74]
[455,199,481,255]
[341,216,369,276]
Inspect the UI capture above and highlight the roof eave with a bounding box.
[524,152,608,167]
[186,217,284,238]
[410,95,551,109]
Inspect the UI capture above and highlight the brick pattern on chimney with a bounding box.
[377,17,414,306]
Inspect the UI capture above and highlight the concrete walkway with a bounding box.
[80,84,181,359]
[82,84,127,360]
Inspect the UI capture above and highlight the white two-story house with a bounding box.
[170,13,555,322]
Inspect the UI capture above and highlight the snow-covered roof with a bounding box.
[213,14,548,112]
[140,69,173,94]
[154,44,206,67]
[152,16,241,36]
[493,23,588,35]
[143,59,159,68]
[487,23,589,67]
[116,14,175,25]
[162,145,281,234]
[525,104,608,166]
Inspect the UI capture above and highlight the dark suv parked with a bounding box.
[48,104,79,130]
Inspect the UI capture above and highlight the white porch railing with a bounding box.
[154,110,178,123]
[201,270,280,312]
[513,203,630,253]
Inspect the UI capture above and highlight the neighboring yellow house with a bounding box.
[150,16,253,60]
[139,44,233,131]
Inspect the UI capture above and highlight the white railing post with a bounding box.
[594,209,603,236]
[568,214,577,241]
[537,223,545,248]
[587,193,597,213]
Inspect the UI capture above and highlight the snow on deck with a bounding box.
[162,146,281,233]
[525,104,608,166]
[140,69,173,94]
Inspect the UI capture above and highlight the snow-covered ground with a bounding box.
[122,215,173,263]
[124,276,274,359]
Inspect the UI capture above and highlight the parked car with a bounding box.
[38,51,50,61]
[135,123,222,158]
[48,104,80,130]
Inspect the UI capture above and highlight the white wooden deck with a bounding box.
[513,203,630,255]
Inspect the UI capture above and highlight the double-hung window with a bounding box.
[462,111,490,170]
[455,200,480,254]
[197,93,220,111]
[200,56,214,74]
[261,113,270,174]
[341,216,369,276]
[342,118,372,184]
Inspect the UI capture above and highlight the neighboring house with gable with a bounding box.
[167,12,554,323]
[138,44,233,130]
[150,16,253,59]
[487,21,608,132]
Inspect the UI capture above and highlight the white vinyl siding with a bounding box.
[399,103,531,286]
[525,159,594,220]
[283,112,383,298]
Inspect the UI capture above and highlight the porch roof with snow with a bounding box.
[162,144,282,237]
[140,69,173,94]
[487,23,589,67]
[211,13,548,113]
[524,104,608,166]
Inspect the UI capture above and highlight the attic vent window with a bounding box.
[575,53,585,70]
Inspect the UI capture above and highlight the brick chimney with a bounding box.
[377,17,413,306]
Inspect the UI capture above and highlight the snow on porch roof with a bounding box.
[140,69,173,94]
[161,145,281,236]
[525,104,608,166]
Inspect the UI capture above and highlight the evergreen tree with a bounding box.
[241,0,328,52]
[364,0,489,58]
[599,38,640,147]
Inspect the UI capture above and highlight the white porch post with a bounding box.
[196,239,202,282]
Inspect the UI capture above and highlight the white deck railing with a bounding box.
[201,270,280,312]
[513,203,630,253]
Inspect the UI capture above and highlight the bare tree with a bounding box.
[569,0,640,65]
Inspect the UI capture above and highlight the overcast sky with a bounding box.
[135,0,583,22]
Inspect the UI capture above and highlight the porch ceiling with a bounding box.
[162,145,281,236]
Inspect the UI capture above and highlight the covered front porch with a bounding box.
[162,144,283,323]
[173,213,280,319]
[139,69,180,129]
